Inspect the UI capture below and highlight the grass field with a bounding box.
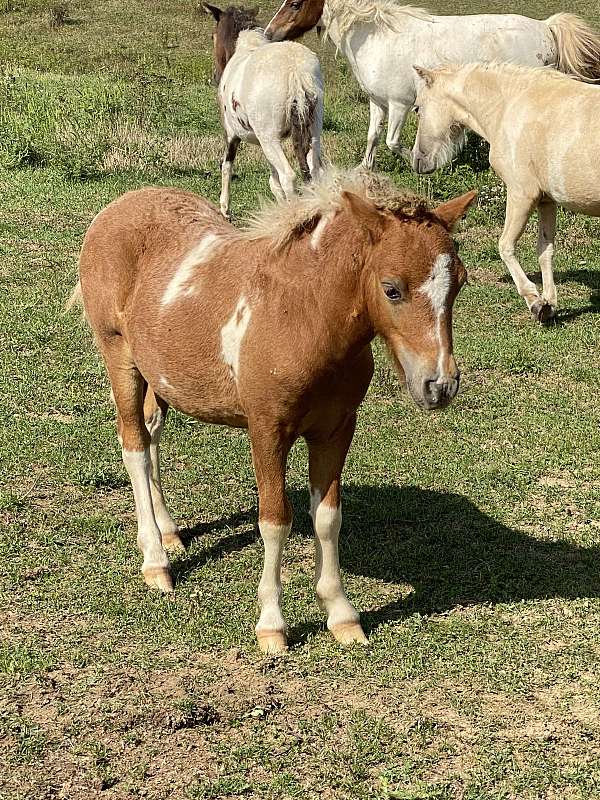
[1,1,600,798]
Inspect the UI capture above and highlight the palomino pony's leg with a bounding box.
[385,102,411,161]
[361,100,386,170]
[537,199,558,318]
[259,138,297,201]
[250,428,293,654]
[143,388,184,553]
[219,135,240,219]
[307,416,367,646]
[499,192,545,320]
[102,338,172,592]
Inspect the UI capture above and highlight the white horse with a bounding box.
[411,62,600,322]
[206,4,323,218]
[265,0,600,169]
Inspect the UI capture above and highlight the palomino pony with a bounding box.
[205,3,323,218]
[411,62,600,322]
[265,0,600,169]
[71,170,476,653]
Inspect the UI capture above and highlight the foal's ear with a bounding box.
[341,191,386,242]
[203,2,223,21]
[413,65,436,87]
[433,190,477,231]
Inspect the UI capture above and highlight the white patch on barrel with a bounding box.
[161,233,219,307]
[221,295,252,381]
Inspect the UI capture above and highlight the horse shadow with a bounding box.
[174,484,600,637]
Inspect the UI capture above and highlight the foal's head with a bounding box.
[411,66,467,175]
[346,190,476,410]
[204,3,259,82]
[264,0,324,41]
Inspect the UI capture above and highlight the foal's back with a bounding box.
[79,188,228,334]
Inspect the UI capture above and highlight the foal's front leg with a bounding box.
[499,191,546,321]
[250,429,293,654]
[307,416,367,646]
[537,199,558,320]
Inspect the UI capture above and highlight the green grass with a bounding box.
[1,1,600,798]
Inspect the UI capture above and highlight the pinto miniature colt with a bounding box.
[71,171,476,653]
[411,62,600,322]
[205,3,323,218]
[265,0,600,170]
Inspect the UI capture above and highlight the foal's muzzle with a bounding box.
[422,372,460,409]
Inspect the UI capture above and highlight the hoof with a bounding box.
[161,531,185,554]
[330,621,369,646]
[256,630,288,654]
[143,566,174,593]
[530,300,556,323]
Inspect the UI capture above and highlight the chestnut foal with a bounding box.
[73,171,475,653]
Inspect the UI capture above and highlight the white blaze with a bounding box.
[161,233,219,307]
[221,295,252,381]
[419,253,452,375]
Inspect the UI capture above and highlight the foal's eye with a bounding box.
[413,105,420,115]
[383,282,403,303]
[291,0,303,8]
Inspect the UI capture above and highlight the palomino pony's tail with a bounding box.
[287,69,323,183]
[546,13,600,82]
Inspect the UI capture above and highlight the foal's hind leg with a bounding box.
[259,138,297,201]
[537,199,558,320]
[220,135,240,219]
[143,388,184,554]
[307,416,367,646]
[103,337,172,592]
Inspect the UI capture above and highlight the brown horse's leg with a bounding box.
[307,415,367,646]
[143,389,184,553]
[102,336,173,592]
[250,426,293,654]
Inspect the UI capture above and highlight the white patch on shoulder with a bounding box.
[419,253,452,315]
[221,295,252,381]
[161,233,220,307]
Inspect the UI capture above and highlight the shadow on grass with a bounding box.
[173,483,600,635]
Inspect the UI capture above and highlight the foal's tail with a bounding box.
[546,13,600,82]
[288,66,324,183]
[65,280,86,320]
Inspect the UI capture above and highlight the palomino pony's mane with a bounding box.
[324,0,432,40]
[241,169,429,250]
[438,61,581,87]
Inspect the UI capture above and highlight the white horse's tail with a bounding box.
[66,280,83,311]
[287,66,323,182]
[546,13,600,83]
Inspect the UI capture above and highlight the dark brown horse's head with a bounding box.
[204,3,260,83]
[264,0,324,41]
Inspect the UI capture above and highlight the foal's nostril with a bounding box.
[423,373,460,408]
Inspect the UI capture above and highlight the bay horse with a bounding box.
[264,0,600,169]
[205,3,323,218]
[70,170,476,653]
[411,62,600,322]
